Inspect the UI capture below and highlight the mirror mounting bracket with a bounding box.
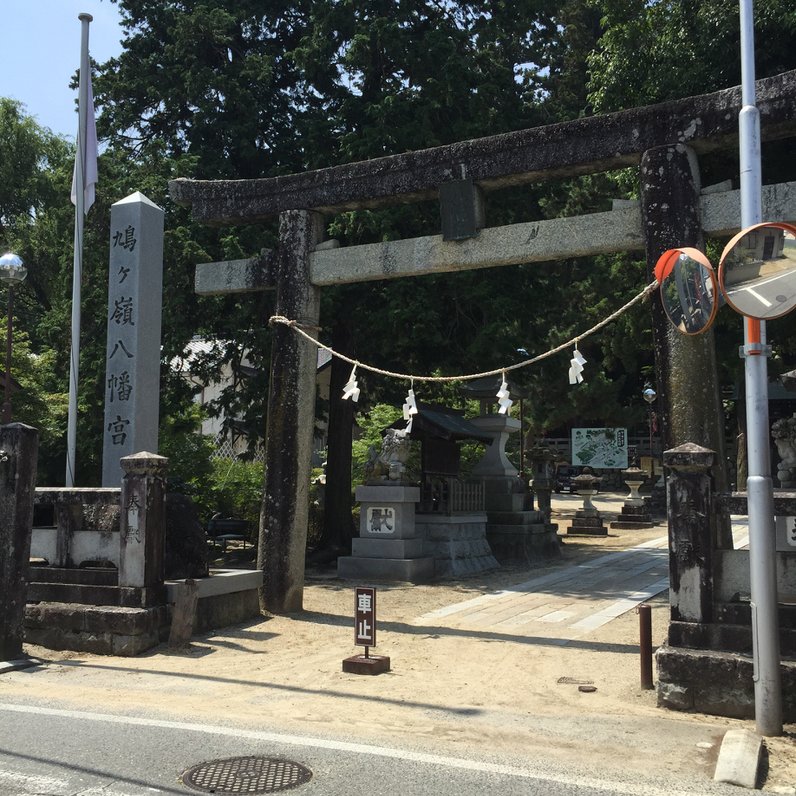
[739,343,772,358]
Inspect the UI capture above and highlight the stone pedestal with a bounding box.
[611,467,655,530]
[342,654,390,675]
[337,485,434,582]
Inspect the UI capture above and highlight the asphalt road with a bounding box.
[0,700,752,796]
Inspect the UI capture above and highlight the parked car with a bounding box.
[554,465,598,494]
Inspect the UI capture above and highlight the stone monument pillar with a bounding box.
[0,424,38,660]
[102,192,164,486]
[119,451,168,608]
[664,444,715,623]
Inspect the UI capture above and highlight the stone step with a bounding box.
[487,511,544,526]
[337,555,434,583]
[487,523,554,537]
[27,582,149,608]
[24,602,166,656]
[27,566,118,586]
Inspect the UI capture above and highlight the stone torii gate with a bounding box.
[170,70,796,614]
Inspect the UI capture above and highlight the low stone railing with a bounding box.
[29,452,168,607]
[418,476,485,515]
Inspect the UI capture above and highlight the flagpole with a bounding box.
[66,12,92,487]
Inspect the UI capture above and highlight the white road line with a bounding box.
[743,286,773,307]
[0,703,706,796]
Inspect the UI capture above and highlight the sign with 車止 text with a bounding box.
[354,586,376,647]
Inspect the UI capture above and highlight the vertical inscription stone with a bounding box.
[102,192,164,486]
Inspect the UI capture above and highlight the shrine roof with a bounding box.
[391,403,493,443]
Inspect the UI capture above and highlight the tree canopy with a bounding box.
[2,0,795,490]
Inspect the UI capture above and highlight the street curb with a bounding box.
[713,728,762,789]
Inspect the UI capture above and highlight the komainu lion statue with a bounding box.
[364,428,412,483]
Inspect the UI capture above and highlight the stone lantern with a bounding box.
[567,471,606,535]
[610,466,655,530]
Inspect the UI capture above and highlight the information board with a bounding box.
[571,428,628,469]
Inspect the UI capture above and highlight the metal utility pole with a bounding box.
[738,0,782,736]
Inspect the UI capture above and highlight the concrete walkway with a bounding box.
[417,496,749,646]
[417,537,671,643]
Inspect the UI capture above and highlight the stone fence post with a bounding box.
[119,451,168,607]
[0,424,38,659]
[665,443,715,623]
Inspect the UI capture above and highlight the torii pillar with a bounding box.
[259,210,324,613]
[640,144,732,545]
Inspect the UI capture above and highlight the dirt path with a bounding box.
[7,515,795,790]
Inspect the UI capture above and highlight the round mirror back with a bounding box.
[656,247,718,335]
[719,222,796,320]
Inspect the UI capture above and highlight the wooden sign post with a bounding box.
[342,586,390,675]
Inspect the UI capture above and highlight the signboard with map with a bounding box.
[571,428,628,468]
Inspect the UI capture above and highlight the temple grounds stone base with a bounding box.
[487,511,560,560]
[337,484,435,583]
[24,569,263,655]
[414,513,498,577]
[24,602,166,656]
[165,569,263,634]
[480,480,560,562]
[337,555,435,583]
[610,503,655,530]
[656,644,796,721]
[567,515,607,536]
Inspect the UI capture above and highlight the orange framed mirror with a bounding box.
[718,222,796,320]
[655,247,718,335]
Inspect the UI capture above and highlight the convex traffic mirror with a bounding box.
[718,222,796,320]
[655,247,718,335]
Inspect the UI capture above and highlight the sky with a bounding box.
[0,1,124,139]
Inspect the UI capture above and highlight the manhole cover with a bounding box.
[182,756,312,794]
[556,676,594,685]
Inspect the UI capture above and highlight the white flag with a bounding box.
[70,68,98,213]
